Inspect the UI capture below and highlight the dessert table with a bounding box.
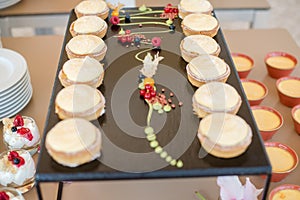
[0,28,299,199]
[0,0,269,16]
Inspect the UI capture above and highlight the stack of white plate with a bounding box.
[0,0,21,9]
[0,48,33,119]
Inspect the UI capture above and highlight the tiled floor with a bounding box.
[1,0,300,47]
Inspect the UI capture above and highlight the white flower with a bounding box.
[217,176,263,200]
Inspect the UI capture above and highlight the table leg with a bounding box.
[36,182,43,200]
[56,182,64,200]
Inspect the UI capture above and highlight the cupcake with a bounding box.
[192,82,242,118]
[69,15,108,38]
[58,56,104,88]
[186,55,230,87]
[181,13,219,37]
[65,34,107,61]
[55,84,105,121]
[45,118,102,167]
[2,115,40,155]
[0,150,35,191]
[180,35,220,62]
[178,0,213,19]
[198,113,252,158]
[75,0,109,20]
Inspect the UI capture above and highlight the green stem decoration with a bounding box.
[120,16,163,21]
[135,48,152,62]
[145,100,153,126]
[120,10,164,17]
[195,191,206,200]
[118,21,170,27]
[113,30,172,38]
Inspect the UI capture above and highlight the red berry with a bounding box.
[150,90,156,97]
[17,127,30,135]
[144,92,151,100]
[167,3,172,7]
[172,8,179,14]
[17,128,33,141]
[13,114,24,126]
[121,36,127,44]
[0,192,9,200]
[26,133,33,141]
[139,89,146,97]
[127,36,133,43]
[8,151,19,161]
[10,151,19,158]
[164,7,171,13]
[125,30,131,35]
[17,156,25,167]
[145,84,152,90]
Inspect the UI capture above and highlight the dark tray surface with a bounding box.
[36,9,271,182]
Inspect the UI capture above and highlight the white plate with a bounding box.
[0,85,32,119]
[0,84,31,114]
[0,0,21,9]
[0,48,27,93]
[0,73,29,102]
[0,80,31,107]
[0,70,29,98]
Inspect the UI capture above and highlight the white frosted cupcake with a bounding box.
[178,0,213,19]
[66,34,107,61]
[75,0,109,20]
[198,113,252,158]
[0,150,35,192]
[59,56,104,88]
[2,115,40,155]
[192,82,242,118]
[180,35,220,62]
[45,118,102,167]
[186,55,230,87]
[70,15,108,38]
[55,84,105,121]
[181,13,219,37]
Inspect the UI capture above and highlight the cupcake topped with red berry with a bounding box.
[2,115,40,154]
[0,150,35,188]
[0,187,25,200]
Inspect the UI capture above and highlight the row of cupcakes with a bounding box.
[44,0,111,168]
[176,0,253,159]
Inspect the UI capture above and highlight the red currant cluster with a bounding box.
[0,192,9,200]
[161,4,179,19]
[140,84,156,100]
[164,3,179,14]
[7,151,25,168]
[11,115,33,141]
